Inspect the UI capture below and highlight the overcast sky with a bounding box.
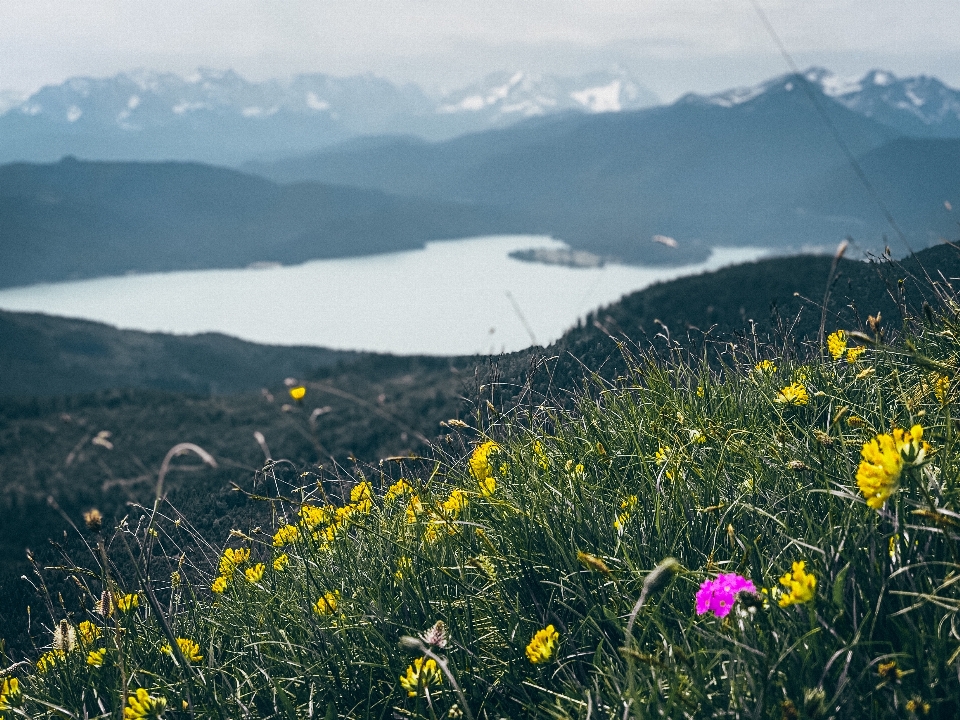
[2,1,959,100]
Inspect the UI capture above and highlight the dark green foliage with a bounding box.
[0,157,526,288]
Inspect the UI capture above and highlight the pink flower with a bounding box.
[695,573,756,618]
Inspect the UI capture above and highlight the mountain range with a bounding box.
[3,66,960,168]
[0,68,659,166]
[248,73,960,263]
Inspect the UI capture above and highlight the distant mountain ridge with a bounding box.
[685,67,960,137]
[0,158,524,288]
[4,66,960,167]
[0,68,659,166]
[251,73,958,263]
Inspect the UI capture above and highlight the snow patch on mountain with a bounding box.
[571,80,622,112]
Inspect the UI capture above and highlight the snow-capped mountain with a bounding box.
[0,69,437,165]
[437,68,658,126]
[0,68,659,166]
[12,68,433,133]
[686,67,960,138]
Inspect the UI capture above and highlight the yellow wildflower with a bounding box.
[846,346,865,363]
[289,386,306,401]
[778,561,817,607]
[534,440,550,469]
[525,624,559,664]
[405,495,425,524]
[614,495,638,532]
[394,556,412,581]
[0,677,21,710]
[399,657,442,697]
[313,591,340,616]
[776,383,809,406]
[299,504,334,530]
[162,637,202,663]
[211,576,228,594]
[688,429,706,444]
[754,360,777,374]
[36,650,65,673]
[696,386,704,398]
[245,563,265,583]
[124,688,167,720]
[469,441,499,496]
[654,446,670,465]
[218,547,250,575]
[856,425,930,510]
[78,620,100,645]
[827,330,847,360]
[385,478,413,504]
[273,553,289,571]
[934,374,951,404]
[905,697,931,714]
[273,524,299,547]
[442,489,469,517]
[350,481,373,507]
[878,660,906,682]
[87,648,107,667]
[116,593,139,613]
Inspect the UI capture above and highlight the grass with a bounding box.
[6,279,960,718]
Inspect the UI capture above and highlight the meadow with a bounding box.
[4,253,960,719]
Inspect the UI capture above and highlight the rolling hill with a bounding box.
[0,157,524,288]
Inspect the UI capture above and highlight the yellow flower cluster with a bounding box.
[117,593,139,613]
[614,495,638,532]
[0,677,21,711]
[827,330,866,363]
[526,624,559,664]
[442,489,469,517]
[36,650,65,673]
[846,346,865,363]
[856,425,930,510]
[394,555,412,581]
[399,657,442,697]
[211,576,228,594]
[162,637,202,663]
[218,547,250,575]
[776,383,809,406]
[313,591,340,616]
[273,523,300,547]
[469,441,499,496]
[934,374,951,404]
[778,561,816,607]
[78,620,100,645]
[827,330,847,360]
[288,385,306,401]
[385,478,413,504]
[87,648,107,667]
[245,563,265,583]
[273,553,289,571]
[534,440,550,469]
[299,504,334,530]
[124,688,167,720]
[754,360,777,374]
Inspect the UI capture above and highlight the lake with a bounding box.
[0,236,769,355]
